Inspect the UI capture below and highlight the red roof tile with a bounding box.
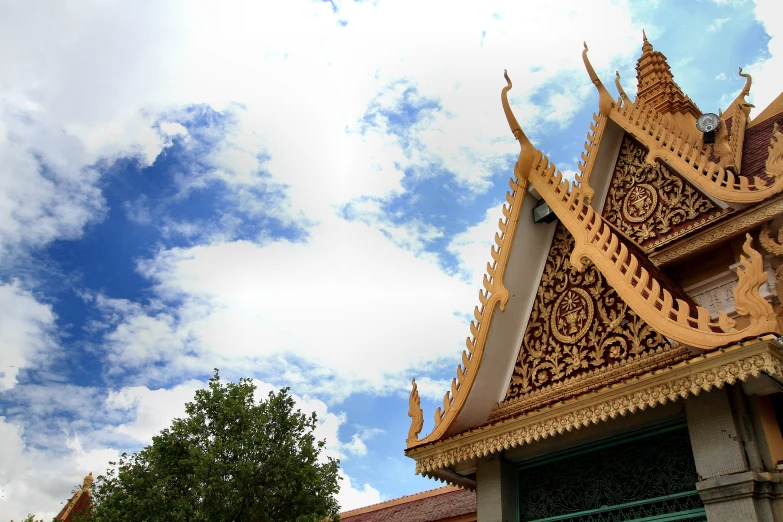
[341,487,476,522]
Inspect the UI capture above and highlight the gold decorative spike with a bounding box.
[734,234,776,323]
[408,72,531,448]
[760,222,783,256]
[767,123,783,180]
[582,42,614,115]
[407,379,424,446]
[522,140,778,349]
[759,222,783,305]
[83,472,94,490]
[722,67,753,122]
[642,30,652,53]
[502,70,538,179]
[615,71,629,102]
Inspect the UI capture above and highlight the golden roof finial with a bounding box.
[615,71,629,102]
[407,379,423,447]
[722,67,755,119]
[83,472,94,490]
[642,29,653,53]
[582,43,614,114]
[501,70,529,146]
[501,70,539,180]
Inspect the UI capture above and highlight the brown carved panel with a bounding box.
[602,135,731,252]
[493,224,691,420]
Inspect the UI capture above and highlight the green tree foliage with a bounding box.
[91,371,341,522]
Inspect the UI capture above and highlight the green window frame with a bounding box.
[515,419,706,522]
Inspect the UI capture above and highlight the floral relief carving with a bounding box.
[603,136,731,251]
[503,224,687,411]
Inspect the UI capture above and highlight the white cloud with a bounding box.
[337,470,384,512]
[98,216,475,398]
[708,17,730,32]
[0,416,120,521]
[448,202,506,288]
[0,282,57,391]
[0,0,648,246]
[747,0,783,118]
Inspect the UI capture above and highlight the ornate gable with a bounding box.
[492,224,691,420]
[602,135,731,251]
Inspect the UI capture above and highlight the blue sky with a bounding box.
[1,0,781,518]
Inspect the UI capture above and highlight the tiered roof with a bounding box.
[405,33,783,485]
[635,31,701,121]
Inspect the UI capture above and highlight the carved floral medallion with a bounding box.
[498,224,691,418]
[603,135,731,251]
[551,288,594,343]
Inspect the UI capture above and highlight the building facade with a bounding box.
[405,35,783,522]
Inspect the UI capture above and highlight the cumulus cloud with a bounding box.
[0,282,57,390]
[96,216,476,398]
[747,0,783,117]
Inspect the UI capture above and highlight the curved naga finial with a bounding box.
[767,123,783,180]
[502,70,530,147]
[739,67,753,102]
[734,234,776,324]
[582,42,614,115]
[760,222,783,256]
[407,378,424,447]
[502,70,539,180]
[724,67,755,119]
[615,71,629,102]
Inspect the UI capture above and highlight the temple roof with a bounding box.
[405,34,783,482]
[54,472,93,522]
[341,487,475,522]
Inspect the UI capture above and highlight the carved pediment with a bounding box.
[602,135,732,251]
[493,224,691,420]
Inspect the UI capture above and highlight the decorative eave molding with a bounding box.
[406,72,530,448]
[650,194,783,267]
[407,337,783,477]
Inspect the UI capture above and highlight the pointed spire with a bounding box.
[642,29,653,53]
[635,32,700,120]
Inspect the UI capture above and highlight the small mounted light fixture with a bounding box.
[696,113,721,144]
[533,199,557,224]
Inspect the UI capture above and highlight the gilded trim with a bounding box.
[406,73,530,448]
[408,337,783,476]
[650,195,783,266]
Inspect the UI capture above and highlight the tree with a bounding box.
[91,371,341,522]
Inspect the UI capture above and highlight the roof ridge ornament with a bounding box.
[407,379,424,447]
[582,42,614,115]
[642,29,653,53]
[501,70,538,180]
[615,71,629,102]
